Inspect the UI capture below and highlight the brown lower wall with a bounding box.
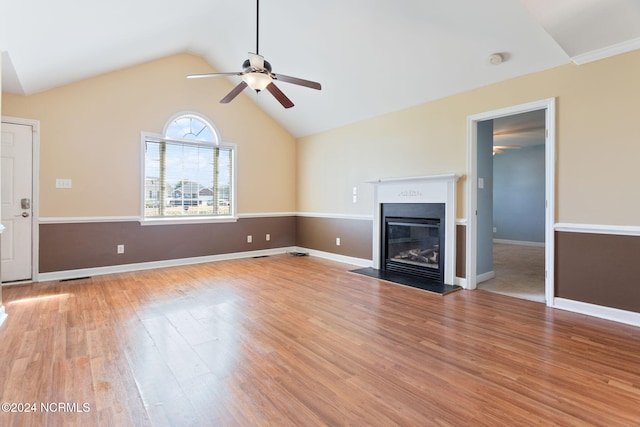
[296,216,468,278]
[555,231,640,313]
[39,219,640,314]
[38,215,461,281]
[41,215,375,274]
[456,224,466,279]
[296,216,373,260]
[39,216,296,273]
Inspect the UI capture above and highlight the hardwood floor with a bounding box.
[1,255,639,426]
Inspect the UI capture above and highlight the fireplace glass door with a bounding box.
[385,218,442,281]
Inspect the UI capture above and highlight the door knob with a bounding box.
[19,212,30,218]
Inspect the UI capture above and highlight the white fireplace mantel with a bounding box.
[368,174,460,285]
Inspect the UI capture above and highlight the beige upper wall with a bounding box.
[3,50,639,224]
[297,50,640,225]
[2,53,297,217]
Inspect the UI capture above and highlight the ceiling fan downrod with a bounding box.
[185,0,321,108]
[255,0,260,55]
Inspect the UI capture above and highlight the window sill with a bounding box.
[139,216,239,226]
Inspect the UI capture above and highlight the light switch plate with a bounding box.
[56,178,72,189]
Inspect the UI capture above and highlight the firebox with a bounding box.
[381,203,445,283]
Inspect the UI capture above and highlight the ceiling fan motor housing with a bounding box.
[243,59,272,73]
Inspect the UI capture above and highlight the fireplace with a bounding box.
[367,174,460,289]
[382,203,445,283]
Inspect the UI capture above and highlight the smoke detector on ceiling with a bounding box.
[489,53,504,65]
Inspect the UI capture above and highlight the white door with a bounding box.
[1,122,33,282]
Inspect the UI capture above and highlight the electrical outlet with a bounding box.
[266,234,270,241]
[493,227,497,233]
[336,237,341,246]
[117,244,124,254]
[247,235,253,243]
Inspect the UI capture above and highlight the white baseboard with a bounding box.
[294,247,372,268]
[554,298,640,328]
[455,277,468,288]
[37,247,298,282]
[493,239,545,247]
[476,271,495,284]
[0,306,7,327]
[36,247,373,283]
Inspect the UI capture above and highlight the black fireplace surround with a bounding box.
[381,203,445,284]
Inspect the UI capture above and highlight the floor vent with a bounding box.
[60,277,92,282]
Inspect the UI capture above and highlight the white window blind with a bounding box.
[143,136,234,218]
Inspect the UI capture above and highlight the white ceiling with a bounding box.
[2,0,640,138]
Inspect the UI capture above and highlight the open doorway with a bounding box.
[477,109,546,302]
[465,98,556,307]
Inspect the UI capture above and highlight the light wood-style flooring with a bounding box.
[1,255,639,426]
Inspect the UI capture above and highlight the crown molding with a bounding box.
[571,37,640,65]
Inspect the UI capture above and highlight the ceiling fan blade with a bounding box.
[266,82,294,108]
[273,73,321,90]
[220,81,248,104]
[187,72,242,79]
[248,52,264,70]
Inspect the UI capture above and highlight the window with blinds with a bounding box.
[142,113,235,219]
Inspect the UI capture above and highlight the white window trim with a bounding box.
[139,131,238,226]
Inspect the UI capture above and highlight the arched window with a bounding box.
[142,113,236,222]
[163,113,219,143]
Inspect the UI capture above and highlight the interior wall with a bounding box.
[2,53,297,217]
[493,145,545,243]
[3,49,640,316]
[297,99,469,219]
[296,50,640,314]
[2,53,300,277]
[39,217,296,273]
[476,120,494,275]
[296,216,372,260]
[556,232,640,313]
[297,50,640,225]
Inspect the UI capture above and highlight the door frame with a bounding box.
[465,98,556,306]
[1,116,40,283]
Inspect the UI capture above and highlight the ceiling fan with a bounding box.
[187,0,321,108]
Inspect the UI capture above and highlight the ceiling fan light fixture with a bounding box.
[243,72,272,92]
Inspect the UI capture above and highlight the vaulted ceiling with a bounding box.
[1,0,639,138]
